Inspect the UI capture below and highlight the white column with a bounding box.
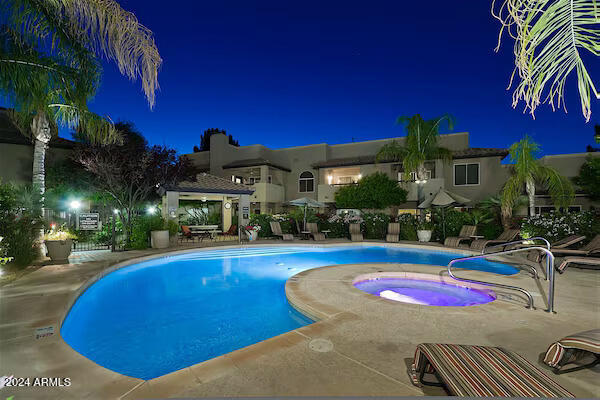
[166,191,179,222]
[238,194,251,228]
[222,196,232,231]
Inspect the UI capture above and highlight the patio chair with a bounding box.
[556,255,600,273]
[349,223,363,241]
[550,234,600,257]
[410,343,573,397]
[386,223,400,242]
[543,329,600,374]
[524,234,586,263]
[306,223,325,241]
[443,225,477,248]
[270,221,293,241]
[469,228,520,252]
[180,225,195,242]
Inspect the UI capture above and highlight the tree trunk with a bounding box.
[526,177,536,216]
[30,112,51,258]
[416,164,427,220]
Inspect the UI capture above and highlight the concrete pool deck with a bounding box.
[0,241,598,398]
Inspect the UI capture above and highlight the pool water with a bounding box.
[61,245,517,379]
[354,277,496,306]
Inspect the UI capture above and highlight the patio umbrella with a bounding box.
[418,188,471,239]
[287,197,325,231]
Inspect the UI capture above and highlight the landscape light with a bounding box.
[357,174,362,180]
[113,209,119,215]
[69,200,81,210]
[147,206,157,215]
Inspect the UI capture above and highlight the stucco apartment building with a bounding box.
[184,131,599,215]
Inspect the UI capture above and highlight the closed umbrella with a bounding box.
[418,188,471,239]
[287,197,325,231]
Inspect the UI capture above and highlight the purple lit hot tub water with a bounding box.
[354,277,496,306]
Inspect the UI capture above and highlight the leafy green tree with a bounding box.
[574,155,600,200]
[0,0,162,200]
[501,136,574,226]
[376,113,453,210]
[335,172,407,210]
[194,128,240,152]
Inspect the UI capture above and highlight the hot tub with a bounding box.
[353,272,496,306]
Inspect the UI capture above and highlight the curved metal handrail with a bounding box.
[448,246,556,313]
[483,237,551,280]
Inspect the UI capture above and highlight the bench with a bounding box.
[410,343,573,397]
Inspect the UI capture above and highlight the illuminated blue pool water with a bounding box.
[61,245,518,379]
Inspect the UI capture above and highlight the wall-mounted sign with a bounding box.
[78,213,100,230]
[242,206,249,213]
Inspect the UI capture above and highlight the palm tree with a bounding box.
[492,0,599,122]
[376,114,454,213]
[500,136,574,226]
[0,0,162,198]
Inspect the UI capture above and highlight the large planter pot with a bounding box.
[150,230,170,249]
[246,231,258,241]
[45,239,73,261]
[417,230,432,242]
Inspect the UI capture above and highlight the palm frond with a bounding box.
[51,104,121,145]
[493,0,600,121]
[375,140,406,162]
[538,165,575,208]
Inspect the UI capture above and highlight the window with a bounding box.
[299,171,314,192]
[231,175,243,184]
[267,175,273,184]
[454,163,479,186]
[248,177,261,185]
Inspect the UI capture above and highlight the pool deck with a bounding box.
[1,240,598,398]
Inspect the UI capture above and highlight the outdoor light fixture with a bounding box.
[69,200,81,210]
[358,174,362,180]
[201,196,207,202]
[113,209,119,215]
[327,175,333,185]
[147,206,157,215]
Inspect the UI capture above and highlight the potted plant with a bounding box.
[416,220,433,242]
[146,215,168,249]
[43,230,76,261]
[245,224,261,241]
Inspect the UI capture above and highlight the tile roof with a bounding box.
[221,157,291,172]
[165,173,255,195]
[311,147,509,168]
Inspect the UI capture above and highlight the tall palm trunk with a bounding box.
[31,112,51,257]
[416,163,427,220]
[526,177,536,216]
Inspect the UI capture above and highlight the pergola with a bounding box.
[161,173,254,232]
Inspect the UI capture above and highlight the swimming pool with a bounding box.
[61,245,518,379]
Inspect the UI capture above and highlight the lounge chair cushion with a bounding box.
[386,234,399,242]
[543,329,600,369]
[350,233,363,241]
[410,343,573,397]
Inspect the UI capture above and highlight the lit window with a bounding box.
[299,171,314,192]
[454,163,479,185]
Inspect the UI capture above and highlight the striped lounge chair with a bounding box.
[470,229,520,252]
[543,329,600,374]
[410,343,573,397]
[556,256,600,273]
[551,234,600,257]
[386,223,400,242]
[444,225,477,248]
[349,223,363,241]
[306,223,325,241]
[269,221,293,241]
[524,234,586,263]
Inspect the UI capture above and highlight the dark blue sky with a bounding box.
[86,0,598,155]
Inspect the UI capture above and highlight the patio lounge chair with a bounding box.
[270,221,293,241]
[306,223,325,241]
[410,343,573,397]
[543,329,600,374]
[443,225,477,248]
[469,228,520,252]
[550,234,600,257]
[180,225,195,242]
[386,223,400,242]
[523,234,586,262]
[349,223,363,241]
[556,256,600,273]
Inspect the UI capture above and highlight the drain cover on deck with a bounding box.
[309,338,334,352]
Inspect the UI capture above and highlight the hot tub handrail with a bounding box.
[483,237,551,281]
[447,246,556,313]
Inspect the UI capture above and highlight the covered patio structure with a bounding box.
[161,173,254,235]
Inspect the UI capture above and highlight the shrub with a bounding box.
[128,214,171,249]
[520,211,600,243]
[272,214,293,234]
[397,214,417,241]
[432,209,470,241]
[362,212,390,239]
[93,218,124,245]
[324,215,349,238]
[479,222,503,240]
[249,214,274,237]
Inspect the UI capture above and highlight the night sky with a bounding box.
[83,0,599,156]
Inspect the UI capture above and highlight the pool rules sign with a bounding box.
[78,213,100,230]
